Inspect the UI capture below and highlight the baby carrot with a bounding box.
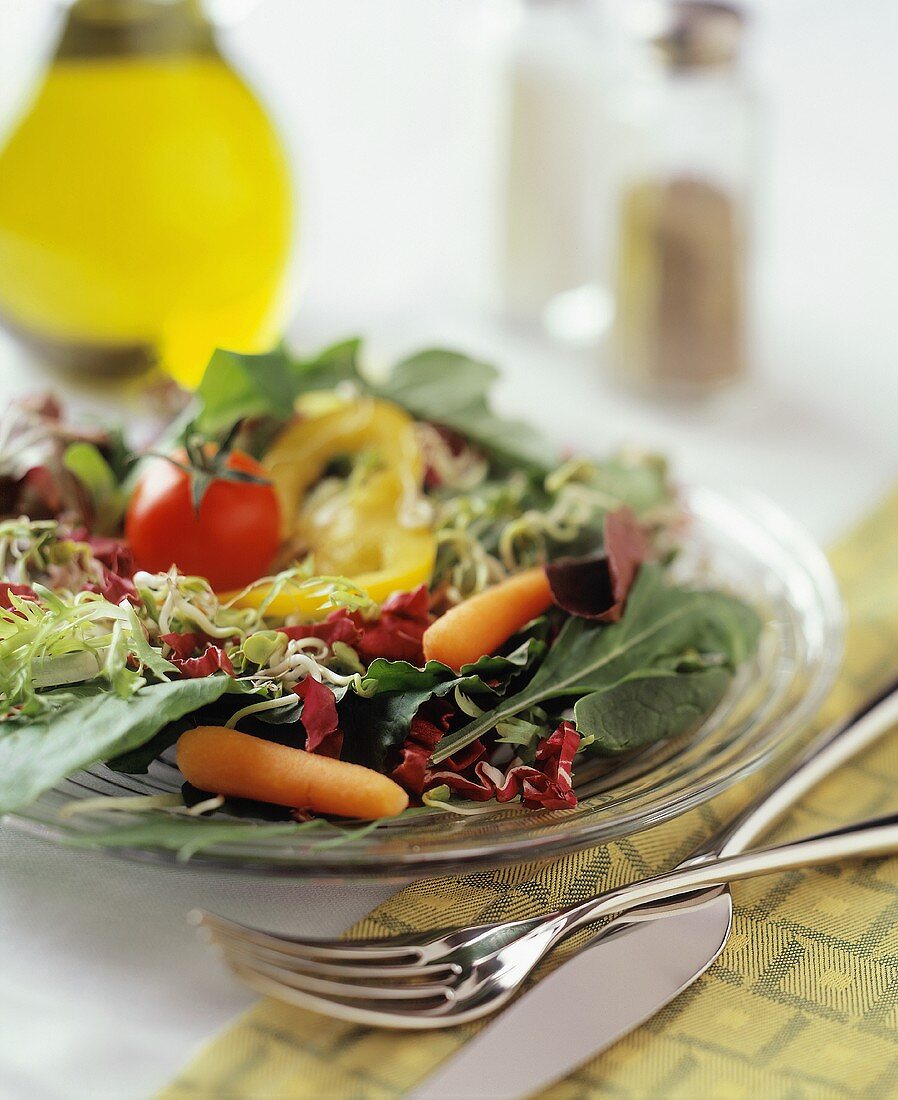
[176,726,409,820]
[423,566,554,671]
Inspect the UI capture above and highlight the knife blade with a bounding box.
[408,890,732,1100]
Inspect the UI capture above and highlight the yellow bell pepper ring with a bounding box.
[227,396,436,618]
[263,396,425,537]
[227,528,436,620]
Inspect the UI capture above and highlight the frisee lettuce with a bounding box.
[0,587,167,717]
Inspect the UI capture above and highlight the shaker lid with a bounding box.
[656,1,745,69]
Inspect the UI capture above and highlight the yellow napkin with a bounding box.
[163,488,898,1100]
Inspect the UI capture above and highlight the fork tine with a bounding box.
[206,928,462,982]
[223,953,458,1003]
[226,961,472,1031]
[191,909,428,964]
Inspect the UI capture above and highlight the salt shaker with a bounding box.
[499,0,615,345]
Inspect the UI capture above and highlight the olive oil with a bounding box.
[0,0,293,387]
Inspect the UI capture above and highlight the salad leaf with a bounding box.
[62,814,386,860]
[341,637,545,772]
[62,817,326,861]
[195,338,557,477]
[62,442,125,535]
[0,676,238,813]
[573,666,731,754]
[105,715,194,775]
[430,566,762,764]
[544,507,648,622]
[380,350,557,474]
[124,605,177,682]
[578,453,672,515]
[195,340,363,433]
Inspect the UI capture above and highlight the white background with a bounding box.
[0,2,897,1097]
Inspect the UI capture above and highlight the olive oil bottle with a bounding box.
[0,0,293,387]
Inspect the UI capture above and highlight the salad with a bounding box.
[0,341,761,846]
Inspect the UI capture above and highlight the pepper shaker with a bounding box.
[610,1,756,395]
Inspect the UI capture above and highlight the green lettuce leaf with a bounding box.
[380,349,557,474]
[0,676,238,813]
[195,339,363,433]
[62,442,125,535]
[194,339,558,475]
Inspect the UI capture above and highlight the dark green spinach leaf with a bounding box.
[340,637,545,772]
[573,666,731,754]
[195,340,558,476]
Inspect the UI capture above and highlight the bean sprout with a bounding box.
[251,636,359,689]
[134,569,249,640]
[225,693,300,729]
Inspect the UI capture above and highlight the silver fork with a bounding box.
[194,686,898,1029]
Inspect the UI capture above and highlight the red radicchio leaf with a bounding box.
[86,536,136,579]
[294,676,343,759]
[425,720,580,811]
[20,465,64,516]
[0,582,40,611]
[89,569,139,605]
[544,506,649,623]
[280,585,432,666]
[171,644,235,679]
[352,584,432,664]
[73,534,140,605]
[390,703,455,795]
[533,720,580,801]
[433,739,488,774]
[160,632,210,660]
[279,611,362,649]
[390,714,445,794]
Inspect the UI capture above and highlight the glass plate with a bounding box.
[6,488,843,880]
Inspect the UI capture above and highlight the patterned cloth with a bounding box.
[162,489,898,1100]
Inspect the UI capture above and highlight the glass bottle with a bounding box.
[610,1,754,395]
[0,0,294,388]
[499,0,617,346]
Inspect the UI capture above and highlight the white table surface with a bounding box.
[2,2,898,1097]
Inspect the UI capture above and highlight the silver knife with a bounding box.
[409,684,898,1099]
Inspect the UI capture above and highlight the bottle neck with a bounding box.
[57,0,216,60]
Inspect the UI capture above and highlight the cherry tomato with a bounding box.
[125,450,280,592]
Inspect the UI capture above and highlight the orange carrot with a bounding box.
[176,726,409,819]
[423,566,554,671]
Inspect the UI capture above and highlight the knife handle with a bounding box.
[700,678,898,860]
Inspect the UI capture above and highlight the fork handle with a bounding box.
[549,682,898,943]
[707,679,898,859]
[562,809,898,933]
